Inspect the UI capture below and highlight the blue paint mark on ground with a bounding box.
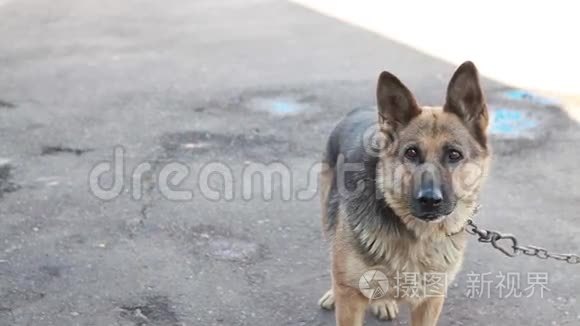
[248,96,308,116]
[269,100,300,115]
[502,89,559,107]
[490,108,538,136]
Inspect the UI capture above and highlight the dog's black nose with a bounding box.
[416,188,443,209]
[411,169,448,219]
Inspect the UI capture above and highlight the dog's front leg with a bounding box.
[410,296,444,326]
[333,284,366,326]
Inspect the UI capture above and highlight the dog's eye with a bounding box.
[448,149,463,162]
[404,147,419,160]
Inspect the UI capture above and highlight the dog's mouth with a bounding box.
[411,206,455,223]
[413,213,447,223]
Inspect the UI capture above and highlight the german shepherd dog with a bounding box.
[318,62,490,326]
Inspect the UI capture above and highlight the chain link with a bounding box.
[466,217,580,265]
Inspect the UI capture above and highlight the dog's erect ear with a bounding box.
[444,61,489,147]
[376,71,421,130]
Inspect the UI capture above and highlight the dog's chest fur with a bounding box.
[337,202,467,304]
[356,223,466,273]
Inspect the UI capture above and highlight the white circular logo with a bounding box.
[359,270,389,299]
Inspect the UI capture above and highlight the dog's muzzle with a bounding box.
[411,169,455,221]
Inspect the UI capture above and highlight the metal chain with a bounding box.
[465,217,580,265]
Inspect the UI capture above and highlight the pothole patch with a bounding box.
[1,289,46,310]
[487,89,562,140]
[0,162,20,197]
[189,224,267,263]
[0,100,16,109]
[41,146,93,156]
[119,295,180,326]
[485,89,566,155]
[160,131,291,160]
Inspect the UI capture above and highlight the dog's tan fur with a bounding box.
[319,62,491,326]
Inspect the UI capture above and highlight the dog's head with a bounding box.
[376,62,490,234]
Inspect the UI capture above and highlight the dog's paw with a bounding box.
[318,289,335,310]
[370,300,399,321]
